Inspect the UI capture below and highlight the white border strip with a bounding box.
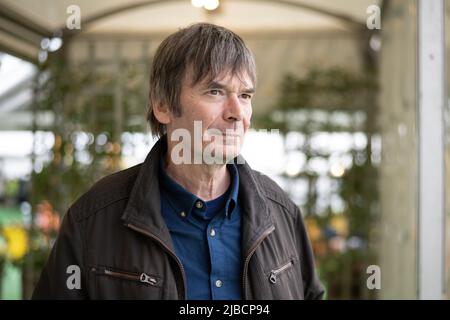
[418,0,445,300]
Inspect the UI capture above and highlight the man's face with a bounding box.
[166,69,254,164]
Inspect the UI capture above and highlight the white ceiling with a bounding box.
[0,0,380,119]
[1,0,380,32]
[0,0,382,62]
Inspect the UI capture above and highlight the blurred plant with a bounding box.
[0,223,29,295]
[0,233,6,257]
[0,232,5,295]
[2,225,29,262]
[23,51,148,298]
[32,53,147,216]
[35,201,60,235]
[254,67,379,299]
[15,200,61,298]
[4,180,18,199]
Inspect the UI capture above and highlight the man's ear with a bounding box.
[152,101,172,125]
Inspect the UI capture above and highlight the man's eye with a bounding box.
[209,89,220,95]
[241,94,252,99]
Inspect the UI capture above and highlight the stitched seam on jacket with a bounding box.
[73,195,130,222]
[264,196,297,220]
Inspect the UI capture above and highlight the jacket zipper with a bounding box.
[126,223,187,299]
[242,225,275,300]
[94,267,158,286]
[269,259,294,284]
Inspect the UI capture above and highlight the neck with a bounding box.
[164,152,230,202]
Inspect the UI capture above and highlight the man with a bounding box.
[32,23,324,300]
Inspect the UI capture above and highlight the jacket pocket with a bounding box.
[264,256,304,299]
[95,266,159,286]
[91,265,163,299]
[268,258,296,284]
[269,259,295,284]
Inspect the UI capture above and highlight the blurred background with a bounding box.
[0,0,448,299]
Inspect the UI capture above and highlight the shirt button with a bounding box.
[180,211,186,218]
[215,280,223,288]
[195,201,204,209]
[210,228,216,237]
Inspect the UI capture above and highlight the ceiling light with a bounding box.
[191,0,205,8]
[204,0,220,11]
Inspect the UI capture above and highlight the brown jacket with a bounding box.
[32,137,325,300]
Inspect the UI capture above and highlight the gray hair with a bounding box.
[147,22,257,137]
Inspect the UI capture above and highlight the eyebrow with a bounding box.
[205,81,255,94]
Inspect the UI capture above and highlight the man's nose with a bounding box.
[224,94,244,121]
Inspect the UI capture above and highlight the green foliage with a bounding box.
[257,67,379,299]
[253,67,377,134]
[32,54,148,214]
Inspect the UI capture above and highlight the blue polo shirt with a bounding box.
[158,157,242,300]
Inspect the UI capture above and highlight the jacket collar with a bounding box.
[234,155,274,255]
[121,136,172,248]
[121,135,274,253]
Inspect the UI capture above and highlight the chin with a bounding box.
[202,142,241,165]
[222,144,241,162]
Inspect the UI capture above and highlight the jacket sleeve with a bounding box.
[32,209,88,299]
[295,207,326,300]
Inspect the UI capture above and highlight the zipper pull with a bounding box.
[269,272,277,284]
[140,273,157,285]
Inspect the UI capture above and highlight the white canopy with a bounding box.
[0,0,380,62]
